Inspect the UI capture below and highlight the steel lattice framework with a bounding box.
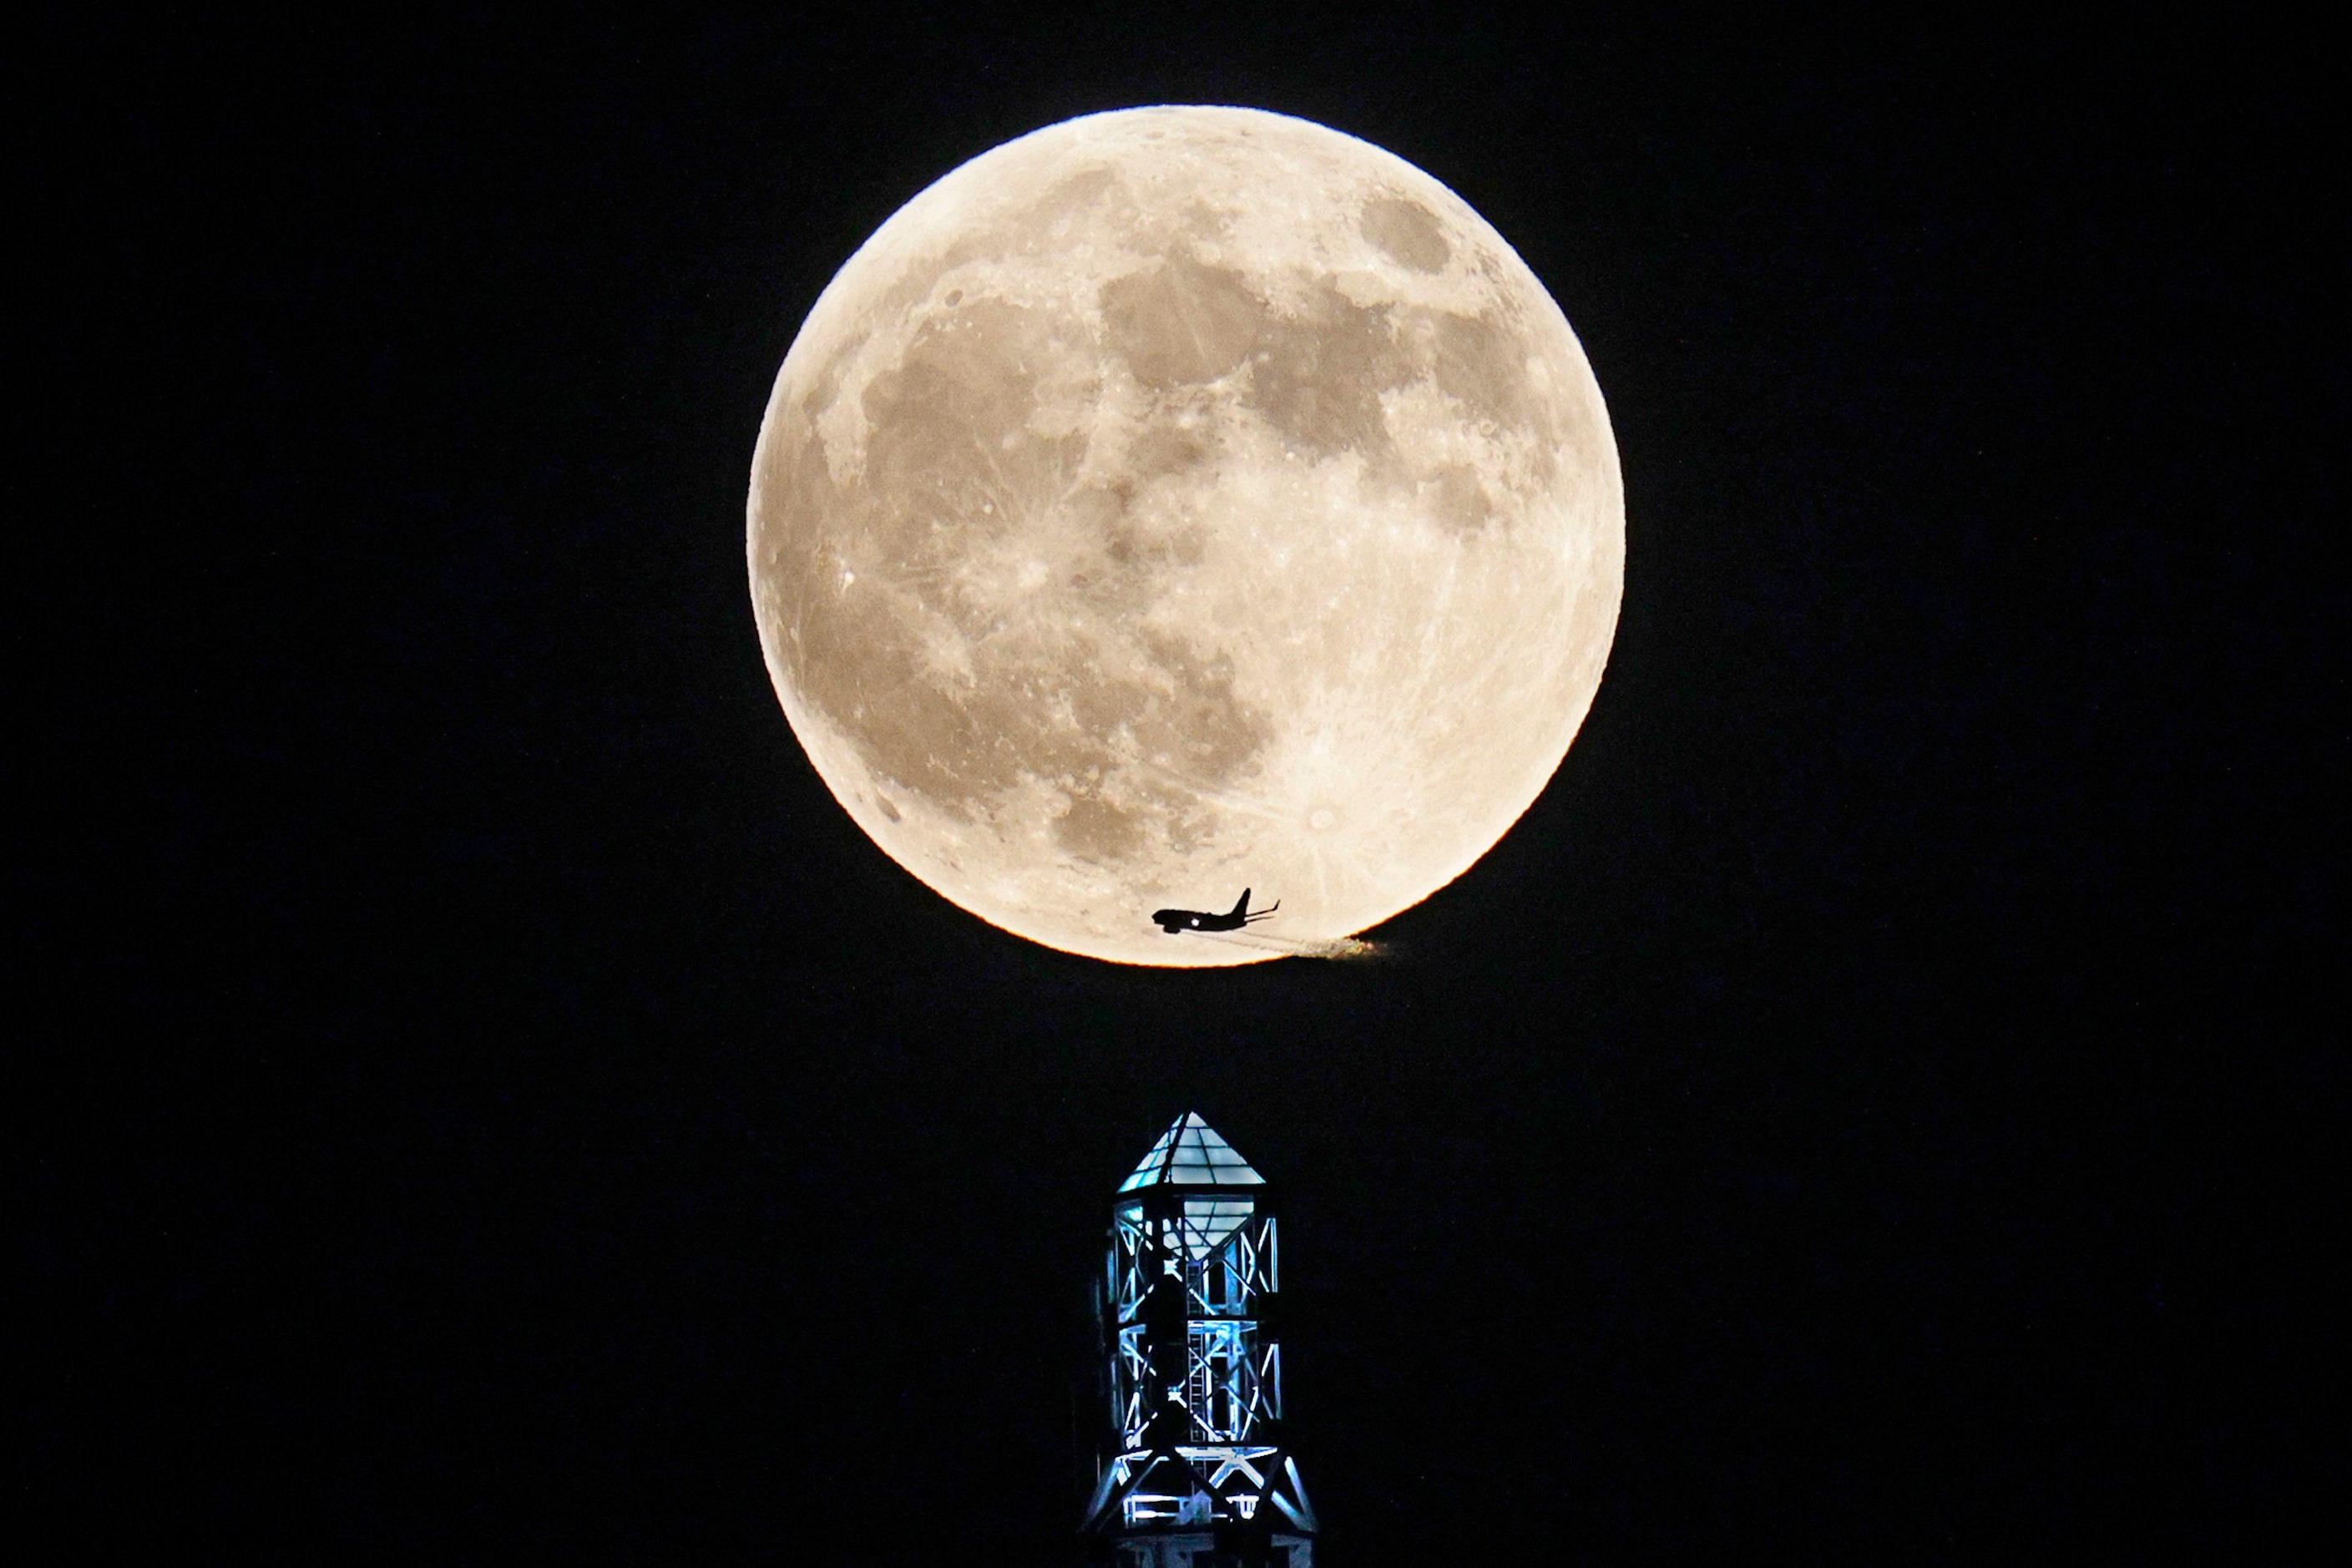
[1084,1115,1317,1568]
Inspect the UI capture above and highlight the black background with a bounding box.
[24,10,2341,1561]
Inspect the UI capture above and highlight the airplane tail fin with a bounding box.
[1229,888,1252,918]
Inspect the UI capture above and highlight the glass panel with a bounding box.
[1119,1113,1264,1189]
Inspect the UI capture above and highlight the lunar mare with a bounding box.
[749,107,1622,966]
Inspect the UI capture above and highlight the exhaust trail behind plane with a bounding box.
[1187,928,1386,962]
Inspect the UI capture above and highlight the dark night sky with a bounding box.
[23,12,2341,1561]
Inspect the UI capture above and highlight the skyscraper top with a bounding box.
[1116,1112,1266,1192]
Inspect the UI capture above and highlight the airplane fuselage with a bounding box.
[1152,908,1243,933]
[1151,888,1277,934]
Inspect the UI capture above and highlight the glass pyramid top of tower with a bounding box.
[1118,1112,1266,1192]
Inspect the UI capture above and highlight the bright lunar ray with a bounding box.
[748,107,1622,966]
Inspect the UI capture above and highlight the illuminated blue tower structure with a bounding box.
[1083,1114,1318,1568]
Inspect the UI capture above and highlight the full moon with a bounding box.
[748,107,1622,966]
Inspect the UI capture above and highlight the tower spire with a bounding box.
[1084,1113,1316,1567]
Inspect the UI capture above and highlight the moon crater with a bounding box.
[751,107,1622,965]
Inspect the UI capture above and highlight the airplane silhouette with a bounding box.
[1151,888,1280,935]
